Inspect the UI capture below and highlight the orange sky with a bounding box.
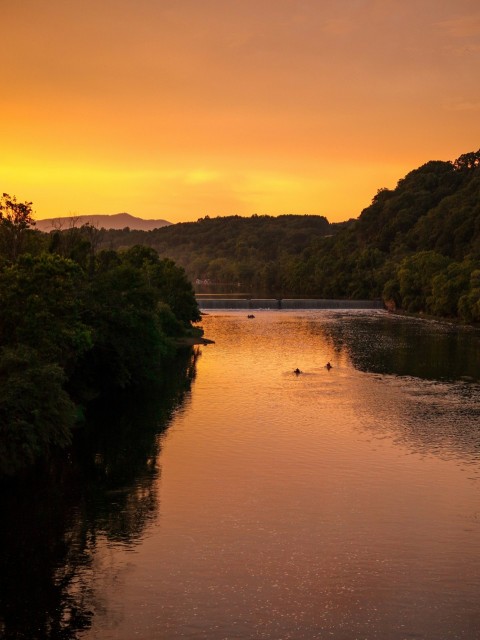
[2,0,480,223]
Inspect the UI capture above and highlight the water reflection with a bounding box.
[313,312,480,464]
[0,349,198,640]
[320,311,480,381]
[2,313,480,640]
[81,310,478,640]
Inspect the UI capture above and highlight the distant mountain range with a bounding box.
[35,213,171,232]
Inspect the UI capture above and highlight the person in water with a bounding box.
[326,362,332,370]
[294,368,301,374]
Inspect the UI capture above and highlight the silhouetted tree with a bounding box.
[0,193,35,262]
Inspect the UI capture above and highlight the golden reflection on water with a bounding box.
[83,311,480,640]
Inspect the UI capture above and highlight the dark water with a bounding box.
[1,311,480,639]
[0,352,198,640]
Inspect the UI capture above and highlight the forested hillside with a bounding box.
[96,214,348,293]
[286,150,480,321]
[89,150,480,322]
[16,149,480,325]
[0,194,200,475]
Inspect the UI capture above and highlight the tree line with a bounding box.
[294,150,480,321]
[94,213,349,294]
[2,149,478,469]
[0,194,200,475]
[89,150,479,320]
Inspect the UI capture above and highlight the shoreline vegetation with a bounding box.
[0,194,202,475]
[56,149,478,324]
[1,148,479,474]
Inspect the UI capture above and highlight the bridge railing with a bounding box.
[197,298,384,310]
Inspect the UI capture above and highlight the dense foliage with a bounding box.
[0,194,200,474]
[96,214,347,294]
[2,149,478,469]
[287,150,480,320]
[88,151,479,315]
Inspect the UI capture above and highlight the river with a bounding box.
[1,310,480,639]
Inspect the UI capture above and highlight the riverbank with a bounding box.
[388,308,480,330]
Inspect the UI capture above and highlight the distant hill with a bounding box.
[94,214,346,294]
[35,213,171,232]
[89,151,480,321]
[26,149,480,321]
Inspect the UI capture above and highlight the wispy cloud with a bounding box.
[446,43,480,56]
[444,99,480,112]
[436,14,480,38]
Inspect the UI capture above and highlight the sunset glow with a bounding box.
[2,0,480,222]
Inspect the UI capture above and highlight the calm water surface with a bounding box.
[4,311,480,639]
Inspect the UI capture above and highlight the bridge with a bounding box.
[196,298,384,310]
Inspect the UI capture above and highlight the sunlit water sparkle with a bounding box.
[72,311,480,639]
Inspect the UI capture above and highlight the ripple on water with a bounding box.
[72,311,480,639]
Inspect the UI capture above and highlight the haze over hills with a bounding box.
[35,212,171,232]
